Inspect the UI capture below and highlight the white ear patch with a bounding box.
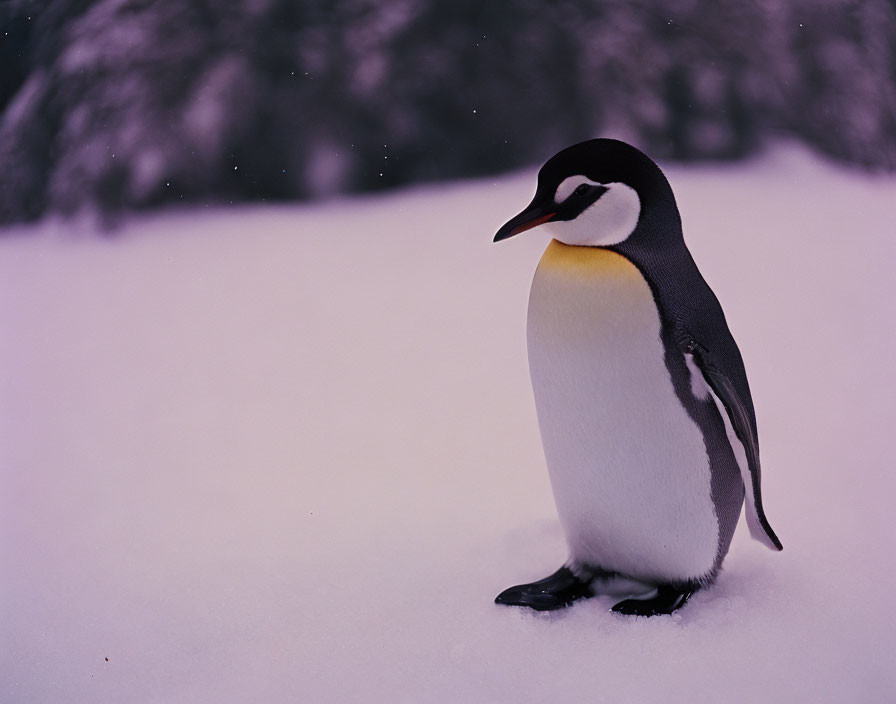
[554,175,602,203]
[546,180,641,247]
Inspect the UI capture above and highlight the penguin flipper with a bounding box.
[688,342,783,551]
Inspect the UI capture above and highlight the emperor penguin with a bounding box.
[493,139,782,616]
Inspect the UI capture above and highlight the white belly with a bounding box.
[527,241,718,583]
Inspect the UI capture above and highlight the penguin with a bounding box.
[492,138,782,616]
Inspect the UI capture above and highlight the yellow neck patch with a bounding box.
[537,239,641,282]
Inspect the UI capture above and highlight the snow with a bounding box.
[2,146,895,702]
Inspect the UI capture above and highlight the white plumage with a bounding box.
[527,241,719,584]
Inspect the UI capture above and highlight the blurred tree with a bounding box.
[0,0,894,225]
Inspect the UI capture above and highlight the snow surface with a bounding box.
[2,146,895,703]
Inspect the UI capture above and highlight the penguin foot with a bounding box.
[495,566,594,611]
[611,583,696,617]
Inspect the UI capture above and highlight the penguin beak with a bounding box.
[494,204,557,242]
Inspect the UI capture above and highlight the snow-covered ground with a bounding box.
[2,146,895,703]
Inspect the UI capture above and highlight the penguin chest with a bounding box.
[526,241,718,581]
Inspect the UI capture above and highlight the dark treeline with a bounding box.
[1,0,895,224]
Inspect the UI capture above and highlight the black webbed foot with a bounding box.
[611,583,696,616]
[495,566,594,611]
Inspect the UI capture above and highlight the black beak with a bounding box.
[493,203,557,242]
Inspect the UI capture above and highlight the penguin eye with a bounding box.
[573,184,590,197]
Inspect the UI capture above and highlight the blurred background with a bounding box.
[1,0,895,225]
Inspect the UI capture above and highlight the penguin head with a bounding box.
[494,139,680,247]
